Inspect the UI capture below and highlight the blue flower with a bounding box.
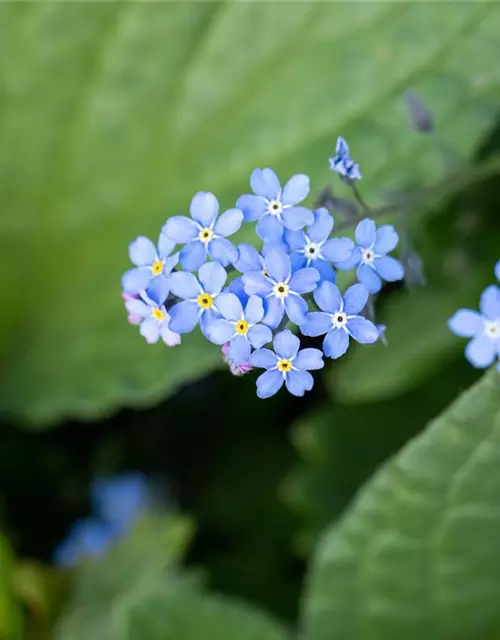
[236,168,314,243]
[336,218,404,294]
[169,262,227,335]
[302,281,379,358]
[53,518,116,567]
[125,278,181,346]
[242,247,320,328]
[284,208,354,282]
[163,192,243,271]
[249,330,324,398]
[205,293,272,364]
[329,136,361,181]
[91,473,151,535]
[495,259,500,282]
[121,233,179,294]
[448,284,500,369]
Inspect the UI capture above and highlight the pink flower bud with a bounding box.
[221,343,252,376]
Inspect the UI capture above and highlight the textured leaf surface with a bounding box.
[302,368,500,640]
[1,3,500,424]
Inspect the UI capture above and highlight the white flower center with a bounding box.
[361,247,375,264]
[268,200,282,217]
[484,318,500,340]
[304,240,321,259]
[332,311,347,328]
[198,227,214,244]
[273,282,289,299]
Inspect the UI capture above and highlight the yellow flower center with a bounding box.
[152,307,165,321]
[262,269,268,277]
[277,358,292,372]
[235,319,249,335]
[151,259,164,276]
[273,282,289,298]
[197,293,214,309]
[199,228,214,244]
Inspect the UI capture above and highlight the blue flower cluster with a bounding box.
[122,140,405,399]
[449,259,500,370]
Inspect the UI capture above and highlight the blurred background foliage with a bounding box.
[1,3,500,639]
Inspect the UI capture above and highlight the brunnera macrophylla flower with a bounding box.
[236,168,314,243]
[242,247,320,328]
[284,207,354,282]
[329,136,362,181]
[249,330,324,399]
[121,233,179,295]
[448,284,500,370]
[163,191,243,271]
[168,261,227,335]
[336,218,404,294]
[301,281,379,359]
[124,278,181,346]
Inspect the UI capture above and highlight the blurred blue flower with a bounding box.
[329,136,362,181]
[242,247,320,328]
[236,168,314,243]
[448,285,500,369]
[53,518,116,567]
[377,323,388,346]
[163,192,243,271]
[336,218,404,294]
[121,233,179,294]
[495,259,500,282]
[205,293,272,365]
[168,262,226,335]
[302,281,379,358]
[249,330,324,398]
[284,208,354,282]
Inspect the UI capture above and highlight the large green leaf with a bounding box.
[301,368,500,640]
[1,3,500,425]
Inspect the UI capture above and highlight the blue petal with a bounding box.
[301,312,332,337]
[263,238,289,255]
[125,298,151,318]
[323,327,349,359]
[199,308,222,337]
[495,259,500,282]
[236,194,267,222]
[308,208,334,242]
[190,191,219,227]
[249,348,278,369]
[161,321,181,347]
[321,237,354,263]
[180,240,207,271]
[234,244,264,273]
[285,370,314,397]
[250,168,280,199]
[465,335,496,368]
[273,329,300,359]
[357,264,382,294]
[313,281,342,313]
[229,334,251,365]
[256,214,284,243]
[480,285,500,320]
[293,348,324,371]
[214,208,243,237]
[448,309,483,337]
[209,237,238,266]
[140,317,161,344]
[245,295,264,324]
[284,230,306,252]
[265,247,291,283]
[256,369,283,399]
[162,252,179,276]
[314,259,336,282]
[343,283,369,315]
[355,218,376,248]
[122,267,152,294]
[262,296,285,328]
[347,316,379,344]
[336,136,349,156]
[281,174,310,205]
[289,267,320,293]
[129,236,157,266]
[216,292,243,321]
[248,323,272,349]
[282,206,314,231]
[374,225,399,254]
[242,271,273,297]
[92,474,150,532]
[157,232,176,259]
[374,256,404,282]
[285,294,308,325]
[163,216,199,243]
[228,276,249,306]
[169,301,201,333]
[205,318,235,345]
[53,519,115,566]
[291,252,307,272]
[169,271,201,299]
[199,261,227,295]
[146,277,169,306]
[335,246,362,270]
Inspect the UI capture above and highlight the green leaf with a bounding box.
[0,533,24,640]
[302,368,500,640]
[1,3,500,424]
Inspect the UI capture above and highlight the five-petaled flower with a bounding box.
[236,168,314,243]
[249,330,324,398]
[163,191,243,271]
[168,261,227,335]
[125,278,181,346]
[242,247,320,328]
[301,281,379,358]
[206,293,272,364]
[121,233,179,294]
[285,208,354,282]
[336,218,404,294]
[448,284,500,369]
[329,136,362,182]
